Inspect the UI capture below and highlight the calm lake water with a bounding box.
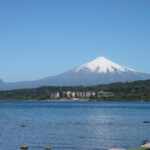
[0,100,150,150]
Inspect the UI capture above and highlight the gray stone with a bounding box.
[20,144,28,150]
[44,144,52,150]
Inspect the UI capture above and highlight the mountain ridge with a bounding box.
[0,56,149,90]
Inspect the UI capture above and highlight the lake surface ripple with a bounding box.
[0,100,150,150]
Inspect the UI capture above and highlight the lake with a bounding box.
[0,100,150,150]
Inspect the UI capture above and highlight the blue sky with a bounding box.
[0,0,150,82]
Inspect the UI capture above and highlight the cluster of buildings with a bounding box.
[48,90,114,99]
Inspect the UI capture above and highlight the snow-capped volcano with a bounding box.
[0,56,150,90]
[41,56,149,86]
[35,56,150,86]
[75,57,135,73]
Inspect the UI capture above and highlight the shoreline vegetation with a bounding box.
[0,79,150,101]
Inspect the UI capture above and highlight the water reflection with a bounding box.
[0,101,149,150]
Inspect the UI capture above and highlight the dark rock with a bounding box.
[20,144,28,150]
[143,121,150,124]
[20,124,27,128]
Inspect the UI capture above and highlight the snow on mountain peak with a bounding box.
[75,56,135,73]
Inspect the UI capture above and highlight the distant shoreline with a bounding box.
[0,79,150,101]
[0,98,149,102]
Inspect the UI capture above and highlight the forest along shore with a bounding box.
[0,79,150,100]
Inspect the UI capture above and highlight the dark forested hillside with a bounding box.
[0,80,150,100]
